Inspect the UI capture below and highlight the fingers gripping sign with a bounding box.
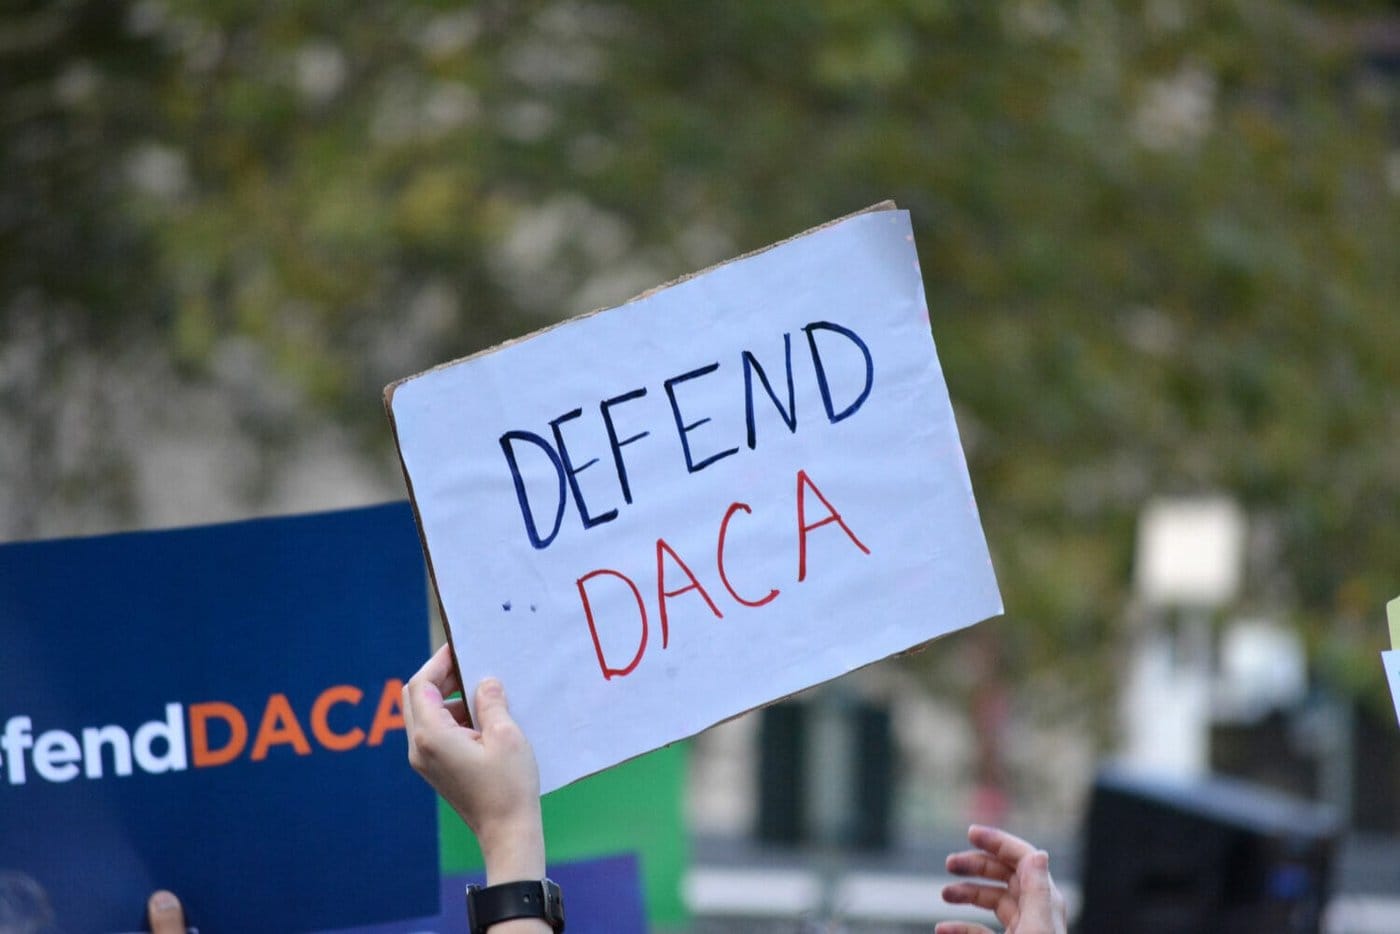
[403,645,546,888]
[936,825,1068,934]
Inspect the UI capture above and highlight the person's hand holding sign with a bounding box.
[936,825,1067,934]
[404,644,550,934]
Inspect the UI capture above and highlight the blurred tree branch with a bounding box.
[2,0,1397,716]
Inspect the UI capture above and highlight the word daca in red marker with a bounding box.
[576,469,870,680]
[0,680,404,785]
[500,320,875,550]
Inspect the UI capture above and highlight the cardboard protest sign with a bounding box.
[0,504,437,932]
[386,205,1002,793]
[1384,596,1400,728]
[1384,651,1400,730]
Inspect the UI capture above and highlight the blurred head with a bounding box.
[0,872,53,934]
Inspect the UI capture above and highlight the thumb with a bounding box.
[1017,852,1057,926]
[146,890,186,934]
[473,678,514,732]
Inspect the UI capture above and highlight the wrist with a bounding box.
[467,880,559,934]
[478,814,546,885]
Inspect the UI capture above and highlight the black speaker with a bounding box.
[1078,767,1338,934]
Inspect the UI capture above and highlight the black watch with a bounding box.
[466,878,565,933]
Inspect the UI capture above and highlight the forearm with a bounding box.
[485,919,551,933]
[480,815,546,885]
[478,812,550,933]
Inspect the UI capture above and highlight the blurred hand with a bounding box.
[403,644,545,885]
[936,825,1067,934]
[146,890,186,934]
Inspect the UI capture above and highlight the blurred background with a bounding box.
[2,0,1398,931]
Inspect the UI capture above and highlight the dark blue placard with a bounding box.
[328,852,650,934]
[0,503,438,932]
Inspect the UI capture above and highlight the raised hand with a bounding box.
[936,824,1067,934]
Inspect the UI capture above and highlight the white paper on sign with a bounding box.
[387,206,1003,792]
[1384,651,1400,729]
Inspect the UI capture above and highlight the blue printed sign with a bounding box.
[0,503,437,932]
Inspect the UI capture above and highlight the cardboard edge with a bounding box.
[383,385,471,726]
[621,199,899,305]
[380,201,900,398]
[544,609,1003,794]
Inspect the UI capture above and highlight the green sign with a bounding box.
[438,742,688,925]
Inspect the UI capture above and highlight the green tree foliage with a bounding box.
[3,0,1397,710]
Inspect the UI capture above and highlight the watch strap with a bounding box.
[466,878,564,933]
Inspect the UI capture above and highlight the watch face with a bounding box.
[465,883,483,934]
[543,878,565,927]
